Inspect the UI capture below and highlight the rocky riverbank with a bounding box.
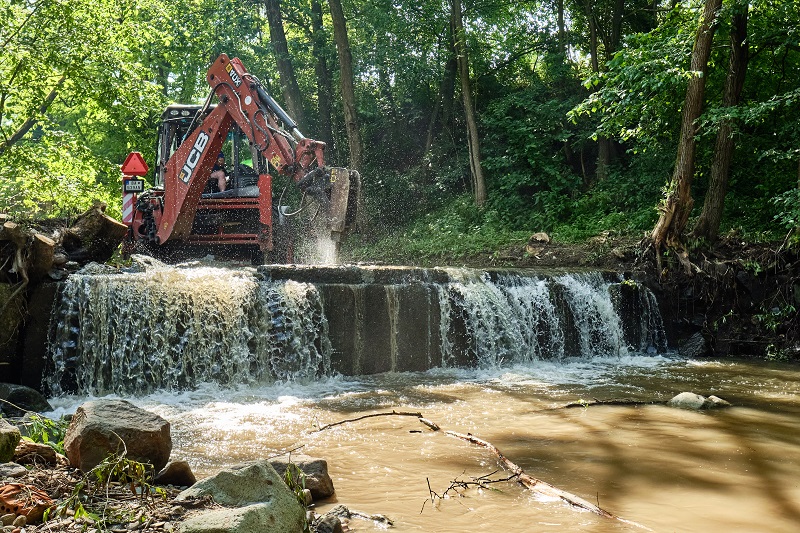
[1,396,358,533]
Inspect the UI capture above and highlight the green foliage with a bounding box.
[20,414,69,455]
[481,84,583,230]
[569,5,696,148]
[347,194,530,264]
[0,131,121,219]
[0,0,797,253]
[773,188,800,234]
[46,451,165,527]
[283,462,311,533]
[753,304,797,333]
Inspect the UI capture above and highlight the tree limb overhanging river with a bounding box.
[47,357,800,533]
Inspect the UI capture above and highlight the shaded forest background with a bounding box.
[1,0,799,260]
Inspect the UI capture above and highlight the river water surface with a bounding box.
[48,356,800,533]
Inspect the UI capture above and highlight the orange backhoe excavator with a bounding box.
[122,54,358,263]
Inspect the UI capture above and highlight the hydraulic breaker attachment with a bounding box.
[327,167,359,244]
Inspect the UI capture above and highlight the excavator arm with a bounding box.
[138,53,357,254]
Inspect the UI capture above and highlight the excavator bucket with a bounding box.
[327,167,360,243]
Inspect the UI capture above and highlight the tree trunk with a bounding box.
[425,24,458,154]
[610,0,625,62]
[311,0,334,146]
[692,2,749,242]
[0,75,66,157]
[557,0,566,55]
[451,0,487,207]
[651,0,723,251]
[328,0,363,172]
[62,204,129,264]
[29,233,55,281]
[265,0,306,126]
[585,0,610,181]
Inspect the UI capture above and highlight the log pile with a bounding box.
[0,204,127,286]
[1,205,127,359]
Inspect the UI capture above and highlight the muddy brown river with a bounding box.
[49,356,800,532]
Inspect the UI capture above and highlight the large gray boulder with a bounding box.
[269,455,335,500]
[177,461,301,508]
[63,399,171,473]
[177,461,305,533]
[0,383,53,417]
[0,418,21,462]
[179,502,305,533]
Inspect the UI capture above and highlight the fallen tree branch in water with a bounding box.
[422,470,515,512]
[561,398,666,409]
[316,410,650,528]
[314,410,424,431]
[418,417,440,431]
[444,430,652,530]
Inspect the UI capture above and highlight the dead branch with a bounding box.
[560,398,666,409]
[315,409,648,527]
[444,430,652,530]
[422,470,515,512]
[418,417,440,431]
[314,410,424,431]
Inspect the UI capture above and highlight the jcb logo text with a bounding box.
[179,132,210,183]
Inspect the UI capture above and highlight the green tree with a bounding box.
[651,0,724,256]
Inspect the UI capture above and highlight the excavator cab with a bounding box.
[155,105,264,194]
[140,104,294,261]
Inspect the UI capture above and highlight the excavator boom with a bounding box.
[124,54,358,262]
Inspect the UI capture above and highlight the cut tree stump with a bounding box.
[62,204,128,263]
[29,233,55,280]
[1,221,26,248]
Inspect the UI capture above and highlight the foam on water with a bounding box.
[45,354,679,418]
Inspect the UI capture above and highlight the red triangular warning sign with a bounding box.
[121,152,149,176]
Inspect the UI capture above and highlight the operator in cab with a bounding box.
[206,152,228,193]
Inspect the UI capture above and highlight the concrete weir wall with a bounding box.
[262,265,452,375]
[8,264,666,395]
[259,265,665,377]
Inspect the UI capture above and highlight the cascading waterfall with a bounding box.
[45,262,666,395]
[46,263,330,396]
[440,270,565,366]
[556,272,627,357]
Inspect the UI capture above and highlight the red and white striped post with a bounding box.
[120,152,149,226]
[122,184,137,224]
